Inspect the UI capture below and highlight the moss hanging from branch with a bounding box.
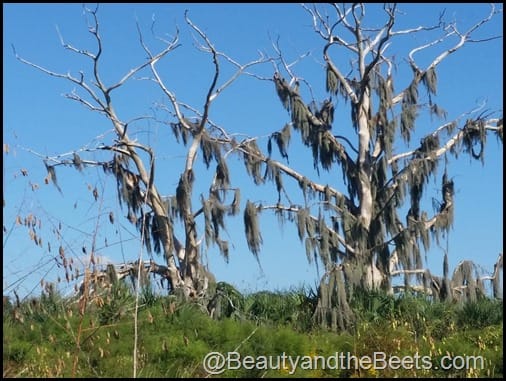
[349,220,368,254]
[393,229,410,270]
[325,64,349,101]
[136,212,152,254]
[73,152,83,172]
[167,195,178,220]
[326,64,338,94]
[317,134,335,171]
[175,171,192,219]
[216,239,229,262]
[209,191,226,240]
[451,260,480,302]
[318,215,331,268]
[200,131,222,168]
[305,237,315,264]
[400,80,420,143]
[376,74,394,109]
[215,157,230,189]
[430,103,447,120]
[271,123,291,161]
[202,196,213,248]
[109,158,144,217]
[373,74,394,153]
[419,212,430,252]
[328,230,340,260]
[496,118,503,143]
[420,134,440,154]
[316,98,334,128]
[244,200,263,256]
[150,214,171,255]
[368,217,384,253]
[296,208,309,242]
[462,118,487,164]
[243,140,264,185]
[492,253,503,298]
[263,160,283,200]
[382,120,396,158]
[298,176,313,203]
[170,121,190,146]
[422,66,437,95]
[291,96,312,142]
[273,71,291,110]
[313,266,354,331]
[274,207,286,230]
[43,161,62,194]
[322,185,332,211]
[305,212,316,239]
[229,188,241,216]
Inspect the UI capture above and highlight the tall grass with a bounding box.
[3,287,502,378]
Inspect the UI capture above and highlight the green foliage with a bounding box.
[140,285,159,307]
[98,281,134,325]
[208,281,245,319]
[244,288,316,329]
[456,298,504,329]
[350,289,397,324]
[3,287,503,378]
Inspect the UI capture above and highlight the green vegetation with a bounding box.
[3,286,502,378]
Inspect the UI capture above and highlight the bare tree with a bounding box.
[14,6,268,303]
[234,4,502,330]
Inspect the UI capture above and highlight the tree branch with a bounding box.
[389,117,500,166]
[393,4,501,105]
[259,203,356,255]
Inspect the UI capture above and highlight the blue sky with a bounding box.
[3,4,503,298]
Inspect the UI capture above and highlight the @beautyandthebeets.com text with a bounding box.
[202,351,485,375]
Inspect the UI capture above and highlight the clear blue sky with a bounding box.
[3,4,503,298]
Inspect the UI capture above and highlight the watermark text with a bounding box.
[202,351,485,375]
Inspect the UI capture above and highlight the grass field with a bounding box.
[3,284,503,378]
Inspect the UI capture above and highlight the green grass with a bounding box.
[3,287,503,378]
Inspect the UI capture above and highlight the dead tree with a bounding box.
[236,4,502,329]
[15,6,267,302]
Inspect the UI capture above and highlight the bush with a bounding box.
[456,298,503,329]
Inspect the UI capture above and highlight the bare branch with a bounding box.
[209,50,270,102]
[271,37,311,86]
[389,101,499,165]
[407,28,457,73]
[363,4,395,81]
[82,7,107,98]
[184,11,218,130]
[390,11,442,37]
[393,5,501,105]
[65,90,105,113]
[13,45,107,111]
[234,138,353,209]
[107,22,180,93]
[301,3,331,40]
[332,3,355,35]
[56,25,96,59]
[433,120,500,157]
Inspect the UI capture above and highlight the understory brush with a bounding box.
[3,287,502,378]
